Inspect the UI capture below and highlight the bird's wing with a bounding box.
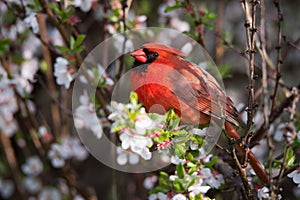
[168,60,239,126]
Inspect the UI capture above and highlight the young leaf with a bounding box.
[74,34,86,48]
[285,147,295,167]
[176,163,185,179]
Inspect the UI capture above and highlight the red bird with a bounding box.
[130,43,269,184]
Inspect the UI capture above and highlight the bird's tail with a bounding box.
[224,122,269,184]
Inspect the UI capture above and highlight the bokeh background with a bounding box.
[0,0,299,199]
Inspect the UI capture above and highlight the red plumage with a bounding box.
[130,43,269,184]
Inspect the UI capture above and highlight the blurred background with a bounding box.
[0,0,299,199]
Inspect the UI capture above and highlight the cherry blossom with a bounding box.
[61,136,89,161]
[171,155,186,165]
[74,90,103,138]
[79,64,114,87]
[148,192,167,200]
[21,156,43,176]
[23,176,42,194]
[38,187,61,200]
[0,179,14,199]
[119,129,153,160]
[48,144,69,168]
[24,13,39,34]
[15,59,39,95]
[113,35,134,54]
[172,193,187,200]
[143,175,158,190]
[38,126,52,142]
[72,0,96,12]
[200,168,224,188]
[257,186,270,199]
[54,57,73,89]
[135,113,156,135]
[188,178,211,196]
[288,169,300,187]
[116,147,139,165]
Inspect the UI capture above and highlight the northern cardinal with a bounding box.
[130,43,269,184]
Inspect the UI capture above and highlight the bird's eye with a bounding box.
[153,52,159,57]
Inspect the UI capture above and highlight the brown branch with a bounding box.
[251,82,300,145]
[231,146,256,200]
[241,0,259,139]
[0,132,28,200]
[270,0,283,115]
[37,13,61,138]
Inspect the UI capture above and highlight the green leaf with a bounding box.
[207,12,217,20]
[40,60,48,73]
[149,185,169,194]
[187,166,197,175]
[129,92,139,105]
[219,64,232,79]
[0,38,10,55]
[204,156,218,168]
[173,179,185,192]
[70,36,75,50]
[164,0,185,12]
[164,5,182,13]
[187,152,194,161]
[193,135,203,146]
[159,171,169,181]
[172,142,186,158]
[176,163,185,179]
[55,45,69,52]
[285,147,295,167]
[74,34,86,48]
[203,22,214,30]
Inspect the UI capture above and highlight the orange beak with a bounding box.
[130,49,147,63]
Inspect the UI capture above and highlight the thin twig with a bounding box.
[0,132,28,200]
[241,0,259,139]
[270,0,283,115]
[37,13,62,138]
[231,146,256,200]
[251,82,300,145]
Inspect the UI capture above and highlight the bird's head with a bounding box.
[130,43,187,66]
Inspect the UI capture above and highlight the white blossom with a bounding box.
[24,13,39,34]
[172,193,187,200]
[48,144,68,168]
[0,116,17,137]
[61,137,89,161]
[0,179,14,199]
[79,64,114,87]
[38,187,61,200]
[188,178,211,196]
[170,18,190,32]
[72,0,96,12]
[22,34,41,59]
[74,90,103,138]
[148,192,167,200]
[171,155,186,165]
[116,147,139,165]
[15,59,39,95]
[288,169,300,187]
[143,176,158,190]
[113,35,134,54]
[181,43,192,55]
[257,186,270,199]
[200,168,224,189]
[21,156,43,176]
[119,130,152,160]
[135,113,156,135]
[54,57,73,89]
[23,176,42,194]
